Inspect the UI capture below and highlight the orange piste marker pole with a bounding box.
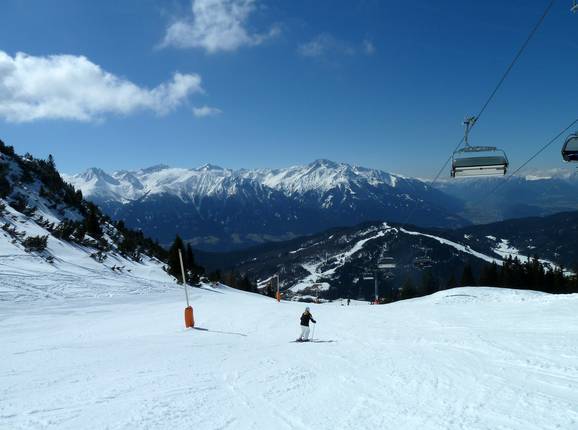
[179,249,194,328]
[276,274,281,302]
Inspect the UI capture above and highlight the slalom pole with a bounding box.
[275,274,281,302]
[179,249,194,328]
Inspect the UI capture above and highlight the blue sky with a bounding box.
[0,0,577,177]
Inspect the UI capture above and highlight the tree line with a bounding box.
[398,256,578,301]
[0,139,166,261]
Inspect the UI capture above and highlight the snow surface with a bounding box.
[0,193,176,303]
[1,286,577,430]
[492,239,563,272]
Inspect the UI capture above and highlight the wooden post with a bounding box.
[179,249,194,328]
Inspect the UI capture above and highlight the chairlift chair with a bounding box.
[377,243,396,270]
[414,258,432,269]
[377,256,396,270]
[413,245,433,269]
[561,133,578,162]
[451,116,509,178]
[413,255,433,269]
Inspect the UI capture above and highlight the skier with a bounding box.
[347,298,351,306]
[298,307,316,342]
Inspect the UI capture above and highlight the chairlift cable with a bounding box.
[470,0,556,130]
[403,0,556,225]
[473,116,578,206]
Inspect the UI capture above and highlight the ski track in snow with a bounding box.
[288,224,569,295]
[290,227,388,293]
[291,221,543,295]
[492,239,568,274]
[1,287,577,430]
[0,195,177,303]
[290,222,547,294]
[399,227,504,265]
[399,229,564,274]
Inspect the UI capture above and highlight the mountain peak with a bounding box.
[80,167,118,184]
[309,159,341,169]
[140,164,170,174]
[195,163,224,172]
[84,167,108,176]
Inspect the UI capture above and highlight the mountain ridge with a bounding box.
[200,210,578,301]
[65,159,466,251]
[0,140,177,301]
[434,170,578,223]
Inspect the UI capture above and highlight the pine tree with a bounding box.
[84,203,102,238]
[167,235,186,282]
[185,243,201,284]
[0,162,12,198]
[479,262,499,286]
[523,256,542,290]
[400,277,416,300]
[239,275,253,292]
[20,168,34,184]
[186,243,194,269]
[265,280,274,297]
[22,235,48,252]
[47,154,55,168]
[446,273,457,290]
[420,270,438,296]
[0,139,15,156]
[208,270,221,283]
[460,263,476,287]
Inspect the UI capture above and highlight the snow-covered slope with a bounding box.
[0,196,175,302]
[0,144,176,301]
[65,160,466,250]
[66,163,236,203]
[1,286,577,429]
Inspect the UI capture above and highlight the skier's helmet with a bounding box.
[305,306,310,312]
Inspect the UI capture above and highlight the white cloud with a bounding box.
[298,34,352,58]
[298,34,375,58]
[0,51,203,123]
[161,0,279,53]
[193,105,222,118]
[363,39,375,55]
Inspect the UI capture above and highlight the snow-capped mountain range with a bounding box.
[65,160,466,250]
[66,161,578,251]
[67,160,415,204]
